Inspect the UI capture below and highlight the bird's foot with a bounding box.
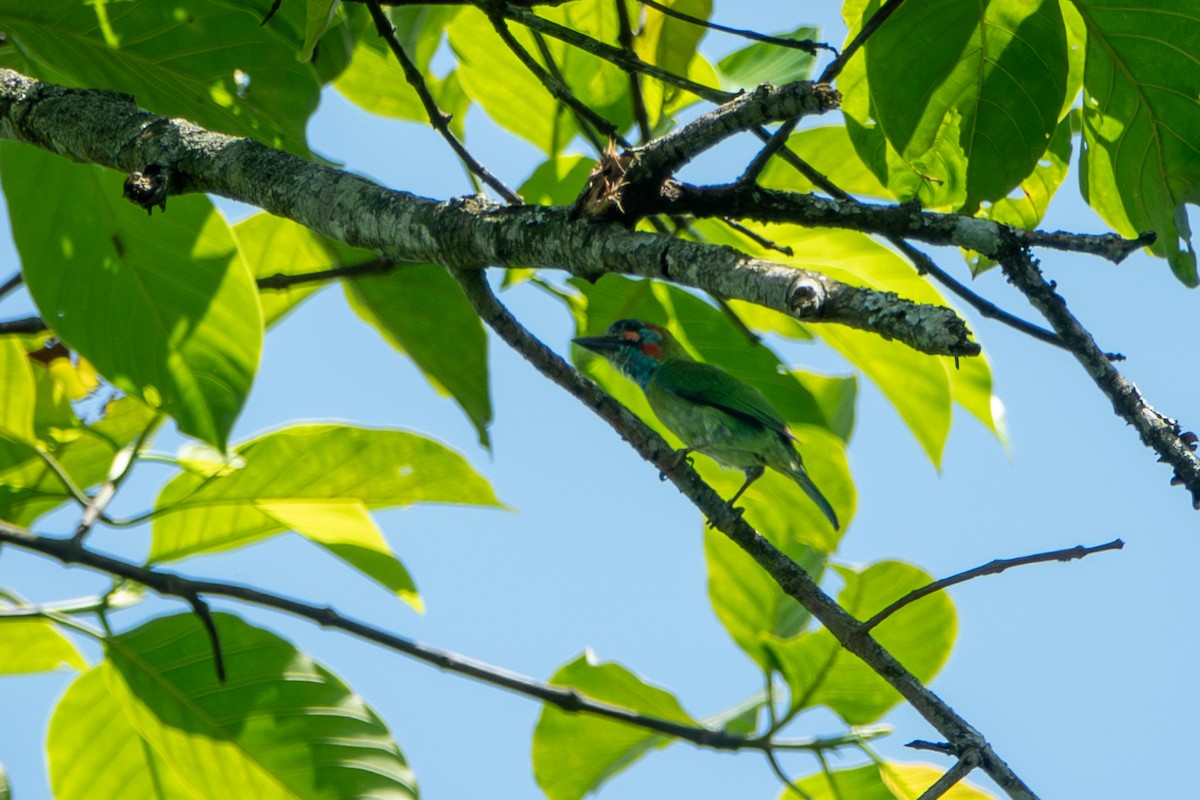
[705,504,747,529]
[658,448,695,481]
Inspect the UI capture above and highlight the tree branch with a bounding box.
[0,69,977,357]
[639,0,833,57]
[996,242,1200,508]
[447,267,1037,799]
[0,518,868,756]
[861,539,1124,633]
[915,751,981,800]
[364,0,520,203]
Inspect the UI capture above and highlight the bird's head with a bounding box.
[574,319,688,388]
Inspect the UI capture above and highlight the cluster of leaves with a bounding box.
[2,0,1193,797]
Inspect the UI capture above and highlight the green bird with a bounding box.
[575,319,839,530]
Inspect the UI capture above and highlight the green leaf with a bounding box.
[258,499,422,610]
[970,111,1076,274]
[0,761,8,800]
[103,613,417,799]
[346,264,493,448]
[766,561,956,725]
[533,652,697,800]
[0,397,157,526]
[1,0,321,154]
[1078,0,1200,285]
[787,762,995,800]
[759,125,893,199]
[856,0,1068,211]
[634,0,712,127]
[706,532,825,669]
[0,617,86,674]
[151,424,501,567]
[334,7,461,121]
[448,8,577,154]
[232,212,342,326]
[49,665,194,800]
[301,0,339,62]
[716,27,816,91]
[2,144,262,450]
[0,338,35,444]
[520,155,598,206]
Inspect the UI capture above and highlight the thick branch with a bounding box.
[0,69,976,357]
[449,267,1036,799]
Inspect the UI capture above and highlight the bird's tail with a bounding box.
[782,463,840,531]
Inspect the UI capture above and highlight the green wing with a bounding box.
[653,360,790,437]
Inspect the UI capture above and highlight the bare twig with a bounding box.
[765,748,816,800]
[639,0,833,56]
[0,271,22,301]
[447,267,1037,799]
[256,257,394,290]
[0,316,47,334]
[614,0,652,143]
[915,752,981,800]
[996,244,1200,508]
[185,592,226,682]
[738,118,800,186]
[71,416,161,544]
[819,0,909,84]
[365,0,521,203]
[861,539,1125,632]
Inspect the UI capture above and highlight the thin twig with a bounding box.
[614,0,652,143]
[0,271,22,301]
[71,415,162,544]
[862,539,1123,632]
[819,0,909,83]
[256,257,395,290]
[639,0,832,56]
[738,118,799,186]
[0,316,48,334]
[720,218,794,256]
[365,0,521,203]
[765,748,816,800]
[498,3,733,104]
[816,751,845,800]
[521,26,621,150]
[34,448,93,510]
[915,752,981,800]
[0,519,776,753]
[185,592,226,682]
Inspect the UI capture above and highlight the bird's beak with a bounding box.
[573,334,623,355]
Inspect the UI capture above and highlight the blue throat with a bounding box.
[613,348,659,389]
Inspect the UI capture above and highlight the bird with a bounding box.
[574,318,839,530]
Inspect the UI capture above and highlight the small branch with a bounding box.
[256,257,394,290]
[71,416,161,544]
[738,118,800,186]
[0,271,22,301]
[996,243,1200,508]
[765,749,815,800]
[447,267,1037,799]
[915,752,981,800]
[497,3,732,104]
[0,520,769,752]
[907,740,956,755]
[614,0,651,143]
[819,0,909,84]
[720,218,794,256]
[0,315,48,334]
[487,13,623,149]
[34,448,93,510]
[185,592,226,682]
[639,0,833,56]
[862,539,1125,632]
[365,0,521,203]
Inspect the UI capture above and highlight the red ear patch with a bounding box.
[620,330,641,342]
[640,342,663,359]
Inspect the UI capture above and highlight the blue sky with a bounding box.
[3,3,1200,799]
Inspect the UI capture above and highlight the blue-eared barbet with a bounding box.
[575,319,839,529]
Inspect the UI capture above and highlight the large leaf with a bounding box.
[853,0,1068,211]
[2,144,262,450]
[633,0,712,128]
[0,617,86,675]
[533,652,697,800]
[150,425,501,604]
[787,762,994,800]
[0,397,158,526]
[101,613,416,799]
[0,0,321,154]
[766,561,956,725]
[49,665,195,800]
[1078,0,1200,285]
[346,264,493,448]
